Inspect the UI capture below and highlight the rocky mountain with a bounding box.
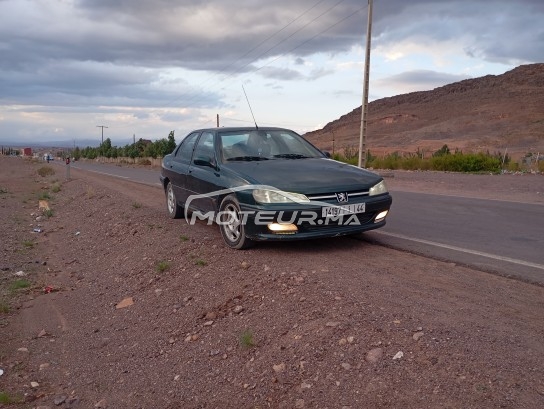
[304,63,544,159]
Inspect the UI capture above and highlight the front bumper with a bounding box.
[240,194,392,241]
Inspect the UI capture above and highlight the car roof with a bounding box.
[189,127,295,133]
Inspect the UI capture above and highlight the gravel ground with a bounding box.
[1,156,543,409]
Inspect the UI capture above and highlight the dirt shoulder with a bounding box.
[1,156,543,408]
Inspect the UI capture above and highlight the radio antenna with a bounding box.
[242,85,258,129]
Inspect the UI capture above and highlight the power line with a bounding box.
[181,1,368,130]
[252,4,366,76]
[213,0,331,80]
[118,1,371,133]
[216,0,348,86]
[145,0,336,116]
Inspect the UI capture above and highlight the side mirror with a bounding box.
[322,151,331,158]
[194,155,216,169]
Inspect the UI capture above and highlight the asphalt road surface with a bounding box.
[367,191,544,284]
[60,160,544,284]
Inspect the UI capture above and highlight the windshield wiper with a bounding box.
[273,153,310,159]
[226,156,269,162]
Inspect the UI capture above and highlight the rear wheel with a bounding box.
[166,182,183,219]
[219,194,253,249]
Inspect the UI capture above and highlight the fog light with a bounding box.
[374,210,388,222]
[268,223,298,233]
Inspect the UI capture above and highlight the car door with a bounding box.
[167,132,199,203]
[185,131,222,213]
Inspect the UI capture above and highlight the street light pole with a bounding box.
[97,125,108,145]
[358,0,373,168]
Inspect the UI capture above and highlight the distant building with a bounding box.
[22,147,32,156]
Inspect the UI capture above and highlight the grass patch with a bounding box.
[22,240,35,249]
[156,261,170,273]
[43,209,53,218]
[239,329,256,348]
[9,279,31,292]
[195,259,207,266]
[180,235,189,242]
[132,202,142,209]
[86,186,96,199]
[0,300,10,314]
[37,166,55,177]
[39,191,51,200]
[0,391,24,404]
[51,182,61,193]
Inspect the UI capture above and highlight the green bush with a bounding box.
[37,166,55,177]
[336,150,501,173]
[39,192,51,200]
[430,153,501,173]
[506,161,520,172]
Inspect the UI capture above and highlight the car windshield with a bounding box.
[219,129,324,162]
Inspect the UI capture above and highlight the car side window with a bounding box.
[175,132,199,164]
[192,132,215,164]
[220,133,250,160]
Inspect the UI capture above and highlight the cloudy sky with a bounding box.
[1,0,542,147]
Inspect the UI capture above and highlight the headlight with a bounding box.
[369,180,388,196]
[253,189,310,204]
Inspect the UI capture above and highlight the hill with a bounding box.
[304,64,544,160]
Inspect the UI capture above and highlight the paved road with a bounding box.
[63,160,162,187]
[58,160,544,283]
[367,191,544,284]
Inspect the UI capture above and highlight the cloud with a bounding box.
[256,66,304,81]
[0,0,542,144]
[371,1,544,65]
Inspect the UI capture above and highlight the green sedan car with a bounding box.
[160,127,392,249]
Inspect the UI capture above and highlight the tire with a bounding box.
[166,182,183,219]
[218,194,253,249]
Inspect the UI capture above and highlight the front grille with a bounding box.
[307,189,369,202]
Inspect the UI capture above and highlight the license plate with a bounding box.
[322,203,365,217]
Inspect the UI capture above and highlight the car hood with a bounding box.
[223,158,382,193]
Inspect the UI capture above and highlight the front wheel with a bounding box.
[218,194,253,249]
[166,182,183,219]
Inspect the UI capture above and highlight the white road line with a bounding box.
[389,189,543,206]
[83,169,130,179]
[376,231,544,271]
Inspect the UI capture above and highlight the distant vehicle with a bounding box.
[160,127,392,249]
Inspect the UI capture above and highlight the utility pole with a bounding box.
[97,125,108,145]
[358,0,373,168]
[217,114,219,127]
